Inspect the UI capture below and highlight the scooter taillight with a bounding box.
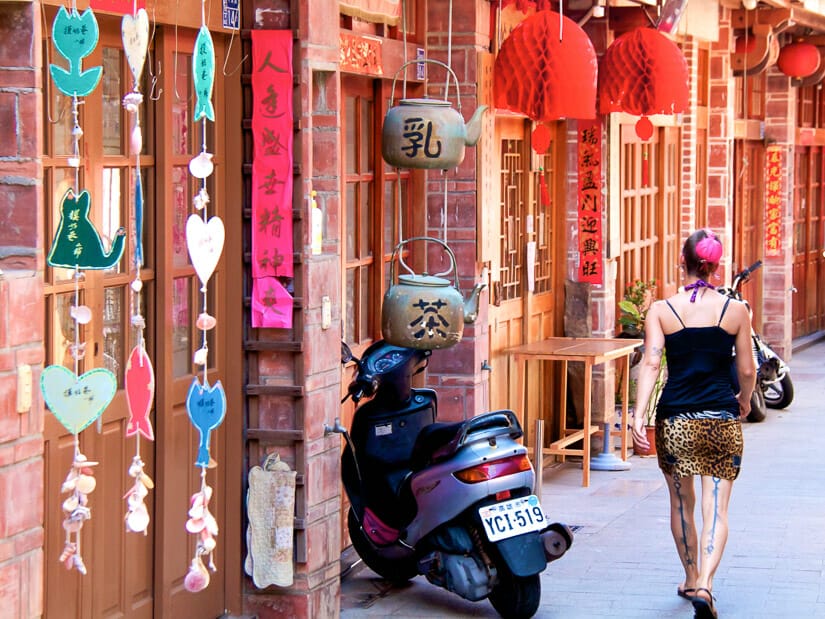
[454,454,532,483]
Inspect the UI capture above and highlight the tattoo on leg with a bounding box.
[673,478,695,567]
[705,477,721,555]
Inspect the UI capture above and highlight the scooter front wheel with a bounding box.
[764,373,794,409]
[487,566,540,619]
[347,508,417,584]
[747,388,767,422]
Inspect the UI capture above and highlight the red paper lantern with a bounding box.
[598,28,689,117]
[777,41,821,79]
[494,10,597,121]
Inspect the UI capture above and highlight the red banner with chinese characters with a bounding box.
[251,30,293,327]
[577,119,603,284]
[765,145,783,257]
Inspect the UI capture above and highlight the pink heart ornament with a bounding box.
[185,215,225,286]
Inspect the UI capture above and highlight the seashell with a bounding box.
[126,507,150,533]
[196,312,217,331]
[128,460,143,478]
[61,478,77,493]
[62,495,79,512]
[188,151,214,179]
[134,483,148,499]
[70,305,92,324]
[193,347,209,366]
[131,314,146,329]
[131,278,143,292]
[139,473,154,489]
[63,517,82,533]
[188,502,204,519]
[200,536,217,553]
[130,125,143,156]
[186,517,205,533]
[202,485,213,502]
[207,457,218,469]
[204,514,219,536]
[183,559,210,592]
[68,343,87,360]
[75,475,96,494]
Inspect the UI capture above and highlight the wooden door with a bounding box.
[43,17,240,618]
[732,140,764,329]
[488,117,561,447]
[338,75,414,550]
[792,146,825,337]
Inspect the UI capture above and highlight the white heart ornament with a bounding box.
[121,9,150,85]
[186,215,225,286]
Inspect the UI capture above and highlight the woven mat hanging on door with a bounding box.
[245,453,297,588]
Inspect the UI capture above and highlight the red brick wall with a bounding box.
[0,4,45,619]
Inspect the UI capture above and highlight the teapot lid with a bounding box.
[398,273,452,287]
[399,97,451,107]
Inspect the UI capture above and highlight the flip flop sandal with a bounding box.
[691,587,717,619]
[677,586,696,599]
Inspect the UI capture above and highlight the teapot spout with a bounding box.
[463,282,487,324]
[463,105,488,147]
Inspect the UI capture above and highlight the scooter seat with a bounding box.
[411,421,464,469]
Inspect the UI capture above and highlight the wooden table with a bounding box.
[507,337,643,487]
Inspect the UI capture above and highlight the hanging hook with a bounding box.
[222,24,248,76]
[173,1,194,103]
[146,8,163,101]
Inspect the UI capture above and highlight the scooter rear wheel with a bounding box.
[347,508,418,584]
[488,566,540,619]
[764,373,794,409]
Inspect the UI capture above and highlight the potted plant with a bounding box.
[617,278,657,338]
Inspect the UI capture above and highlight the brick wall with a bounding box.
[0,3,45,619]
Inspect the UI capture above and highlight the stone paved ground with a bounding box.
[340,337,825,618]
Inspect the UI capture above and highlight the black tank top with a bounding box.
[656,298,740,419]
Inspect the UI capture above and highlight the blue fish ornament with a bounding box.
[49,6,103,97]
[192,26,215,122]
[186,377,226,467]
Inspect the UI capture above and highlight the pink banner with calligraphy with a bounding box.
[251,30,293,328]
[764,145,783,257]
[577,119,603,284]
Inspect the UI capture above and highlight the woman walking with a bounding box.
[632,229,756,619]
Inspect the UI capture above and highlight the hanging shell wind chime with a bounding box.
[120,4,156,536]
[41,3,120,575]
[183,4,227,592]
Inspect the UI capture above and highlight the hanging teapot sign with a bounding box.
[381,59,487,170]
[381,237,485,350]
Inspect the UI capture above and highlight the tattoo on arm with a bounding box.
[650,345,664,360]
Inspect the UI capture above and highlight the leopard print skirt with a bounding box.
[655,413,744,480]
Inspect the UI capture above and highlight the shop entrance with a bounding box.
[41,13,242,618]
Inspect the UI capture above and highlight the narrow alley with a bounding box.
[341,337,825,619]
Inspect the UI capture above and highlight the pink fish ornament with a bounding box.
[125,346,155,440]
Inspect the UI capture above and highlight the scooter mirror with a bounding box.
[341,341,354,365]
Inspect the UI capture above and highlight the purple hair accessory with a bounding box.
[684,279,715,302]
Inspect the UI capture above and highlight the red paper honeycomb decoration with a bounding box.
[598,28,689,116]
[494,10,597,121]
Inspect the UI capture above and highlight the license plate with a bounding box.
[478,495,547,542]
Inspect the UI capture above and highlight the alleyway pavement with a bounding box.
[340,336,825,618]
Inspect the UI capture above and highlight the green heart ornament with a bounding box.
[41,365,117,434]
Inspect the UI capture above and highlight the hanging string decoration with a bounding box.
[598,27,689,140]
[493,10,597,121]
[119,4,156,536]
[249,30,294,328]
[183,4,227,592]
[41,3,114,576]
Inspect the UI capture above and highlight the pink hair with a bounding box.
[695,229,723,264]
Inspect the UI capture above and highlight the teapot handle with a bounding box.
[389,58,461,111]
[390,236,459,286]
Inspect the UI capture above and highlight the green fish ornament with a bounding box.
[192,26,215,122]
[49,6,103,97]
[47,189,126,270]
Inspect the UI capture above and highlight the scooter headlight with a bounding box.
[454,454,532,483]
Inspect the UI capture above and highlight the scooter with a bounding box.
[326,340,573,619]
[717,260,794,422]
